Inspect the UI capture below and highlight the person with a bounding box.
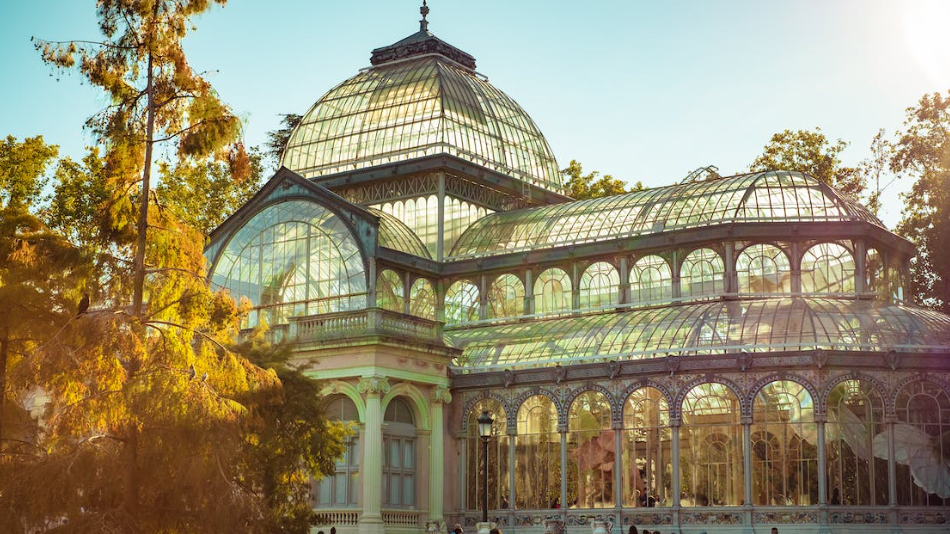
[628,526,638,534]
[550,497,560,509]
[330,528,336,534]
[490,528,502,534]
[771,528,779,534]
[453,524,464,534]
[831,487,841,505]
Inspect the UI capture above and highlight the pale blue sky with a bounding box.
[3,0,950,228]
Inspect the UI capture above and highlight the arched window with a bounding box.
[408,278,436,320]
[445,280,479,324]
[801,243,855,294]
[465,399,510,511]
[866,248,884,299]
[579,262,619,309]
[568,391,613,508]
[826,380,887,506]
[534,268,572,315]
[737,244,791,294]
[680,248,724,299]
[630,255,672,303]
[622,387,672,507]
[209,200,367,328]
[383,397,416,508]
[681,383,744,506]
[488,274,525,319]
[315,395,360,508]
[371,194,440,258]
[894,381,950,507]
[751,381,818,506]
[515,395,561,510]
[377,269,404,312]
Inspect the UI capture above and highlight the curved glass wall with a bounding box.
[488,274,525,319]
[409,278,436,320]
[369,207,431,259]
[534,268,572,315]
[679,248,724,299]
[622,387,671,507]
[801,242,855,294]
[209,200,366,329]
[579,262,619,309]
[737,244,792,294]
[283,57,563,193]
[751,381,818,506]
[567,391,613,509]
[466,398,509,510]
[681,383,744,507]
[826,380,887,506]
[515,395,560,510]
[377,269,404,313]
[372,196,440,259]
[894,381,950,506]
[630,255,673,304]
[450,171,882,260]
[446,280,480,324]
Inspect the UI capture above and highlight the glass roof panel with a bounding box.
[445,298,950,372]
[368,207,431,258]
[448,171,884,260]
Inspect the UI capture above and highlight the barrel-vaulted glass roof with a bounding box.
[445,297,950,372]
[370,207,431,259]
[281,55,563,193]
[449,171,883,260]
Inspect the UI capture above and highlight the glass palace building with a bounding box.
[205,11,950,534]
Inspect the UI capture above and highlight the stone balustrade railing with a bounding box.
[382,509,423,527]
[313,509,360,526]
[291,308,443,344]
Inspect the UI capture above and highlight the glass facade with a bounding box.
[446,280,479,324]
[465,399,509,511]
[515,395,560,510]
[630,255,672,303]
[579,262,620,310]
[488,274,525,319]
[533,268,572,315]
[737,244,792,294]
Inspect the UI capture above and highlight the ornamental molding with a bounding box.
[357,375,391,396]
[431,386,453,404]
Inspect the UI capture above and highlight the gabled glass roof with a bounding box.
[281,55,563,193]
[448,171,883,260]
[445,297,950,372]
[370,207,431,259]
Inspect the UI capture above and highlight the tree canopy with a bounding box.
[749,128,865,199]
[562,160,643,200]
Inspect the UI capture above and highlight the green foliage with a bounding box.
[265,113,302,169]
[561,160,642,200]
[750,128,865,199]
[856,129,897,217]
[0,135,59,209]
[892,90,950,312]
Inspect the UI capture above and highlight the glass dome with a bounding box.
[281,53,563,193]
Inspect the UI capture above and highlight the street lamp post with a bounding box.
[477,410,494,529]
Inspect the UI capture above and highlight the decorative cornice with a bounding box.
[357,375,391,396]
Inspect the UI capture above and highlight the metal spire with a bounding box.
[420,0,430,31]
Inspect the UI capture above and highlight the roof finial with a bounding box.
[420,0,430,31]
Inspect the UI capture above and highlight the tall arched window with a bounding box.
[801,243,855,294]
[579,262,619,309]
[315,395,360,508]
[465,399,510,510]
[408,278,436,320]
[826,380,888,506]
[866,248,884,299]
[622,387,672,507]
[681,383,744,506]
[680,248,724,299]
[737,244,791,294]
[515,395,560,510]
[568,391,613,508]
[377,269,404,312]
[751,381,818,506]
[630,255,672,303]
[382,397,416,508]
[445,280,479,324]
[534,268,572,315]
[894,381,950,507]
[488,274,525,319]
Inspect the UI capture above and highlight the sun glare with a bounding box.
[903,0,950,87]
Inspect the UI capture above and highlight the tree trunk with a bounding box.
[132,37,156,319]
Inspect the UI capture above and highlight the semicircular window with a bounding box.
[210,200,366,328]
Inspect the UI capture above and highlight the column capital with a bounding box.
[357,375,391,396]
[431,386,453,404]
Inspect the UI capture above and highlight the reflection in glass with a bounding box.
[752,381,818,506]
[534,268,572,315]
[737,244,791,294]
[894,381,950,506]
[466,399,510,511]
[377,269,404,312]
[630,255,672,303]
[680,248,724,299]
[488,274,525,319]
[409,278,436,320]
[446,280,480,324]
[681,383,744,506]
[568,391,613,508]
[515,395,560,510]
[622,388,671,507]
[826,380,888,505]
[801,243,855,294]
[579,262,619,310]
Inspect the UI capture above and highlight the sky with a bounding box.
[3,0,950,229]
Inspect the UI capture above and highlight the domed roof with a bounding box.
[280,27,562,193]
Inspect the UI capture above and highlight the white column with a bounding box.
[358,376,390,534]
[429,387,451,525]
